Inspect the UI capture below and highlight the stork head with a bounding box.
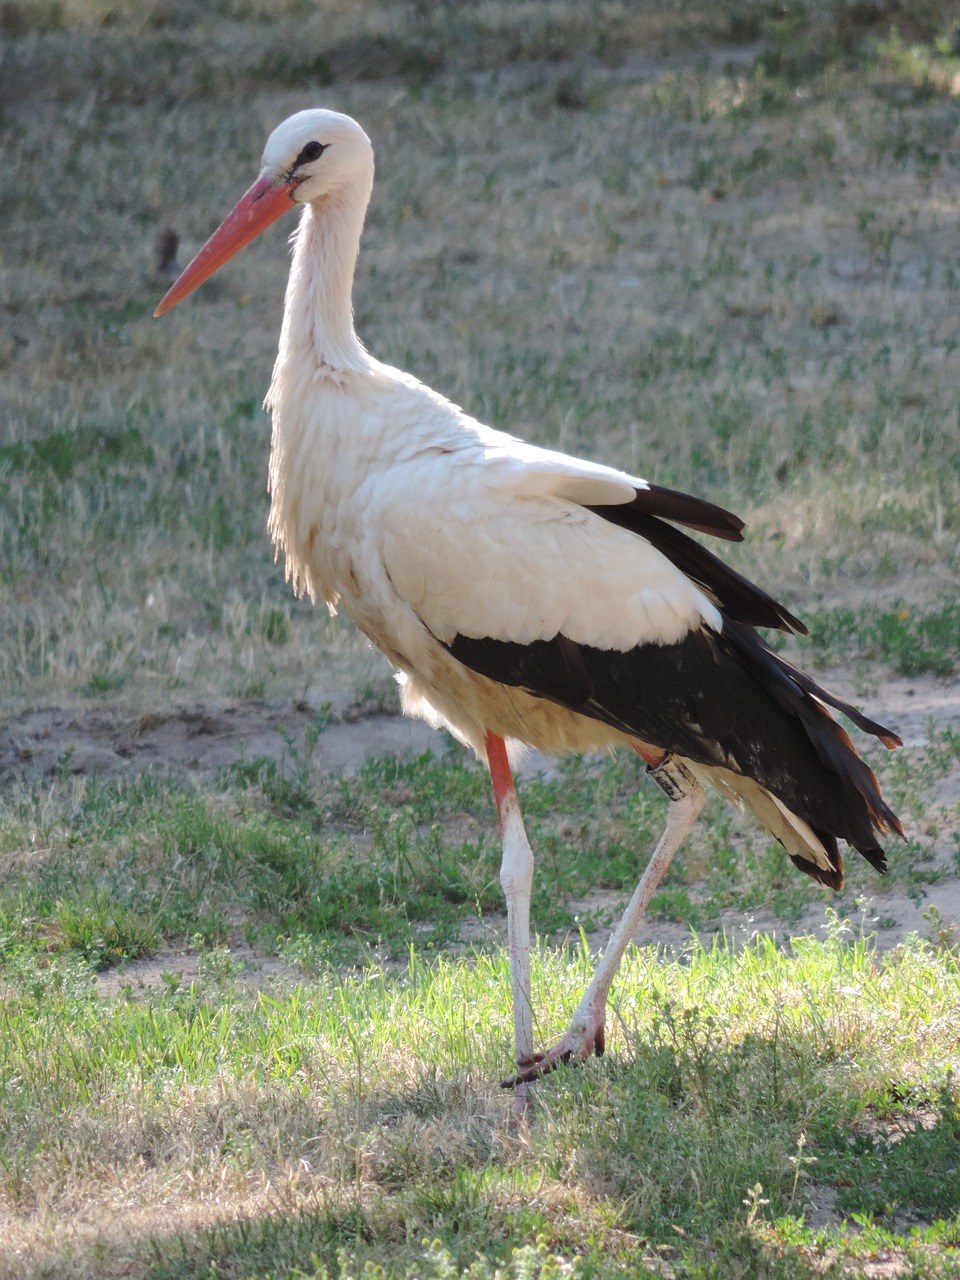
[154,108,373,317]
[261,109,374,203]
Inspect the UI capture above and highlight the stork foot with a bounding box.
[501,1020,605,1088]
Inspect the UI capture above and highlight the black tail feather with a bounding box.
[790,834,843,891]
[722,620,904,842]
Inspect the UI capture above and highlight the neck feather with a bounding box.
[276,179,372,377]
[264,175,373,604]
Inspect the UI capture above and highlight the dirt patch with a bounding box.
[93,941,302,1000]
[0,699,438,787]
[5,665,958,787]
[851,1102,941,1148]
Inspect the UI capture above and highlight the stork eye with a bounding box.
[295,141,326,167]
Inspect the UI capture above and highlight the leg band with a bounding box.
[647,754,698,802]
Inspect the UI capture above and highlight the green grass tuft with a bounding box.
[801,603,960,675]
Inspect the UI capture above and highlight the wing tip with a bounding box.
[781,609,808,637]
[790,849,844,891]
[859,846,889,875]
[633,484,747,542]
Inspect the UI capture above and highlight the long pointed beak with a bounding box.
[154,174,299,317]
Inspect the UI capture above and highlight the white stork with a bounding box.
[156,110,903,1087]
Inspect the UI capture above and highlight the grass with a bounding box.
[2,926,959,1277]
[798,603,960,677]
[0,748,665,967]
[0,727,957,1274]
[4,726,953,976]
[4,0,960,1274]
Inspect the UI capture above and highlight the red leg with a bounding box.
[631,740,666,769]
[486,730,515,825]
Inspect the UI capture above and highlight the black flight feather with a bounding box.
[445,621,900,888]
[614,484,746,541]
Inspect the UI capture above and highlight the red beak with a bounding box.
[154,174,299,317]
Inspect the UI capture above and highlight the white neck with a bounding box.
[276,178,373,376]
[265,173,375,606]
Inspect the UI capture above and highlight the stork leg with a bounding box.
[503,755,705,1087]
[486,732,535,1074]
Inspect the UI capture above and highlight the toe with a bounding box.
[502,1023,606,1087]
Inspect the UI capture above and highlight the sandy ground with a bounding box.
[0,699,438,785]
[4,666,956,786]
[2,663,959,999]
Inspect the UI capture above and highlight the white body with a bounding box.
[267,200,722,762]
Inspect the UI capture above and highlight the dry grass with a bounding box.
[3,0,960,712]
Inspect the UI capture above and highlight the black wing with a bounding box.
[446,622,901,883]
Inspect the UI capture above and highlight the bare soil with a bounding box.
[4,664,955,787]
[0,698,437,786]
